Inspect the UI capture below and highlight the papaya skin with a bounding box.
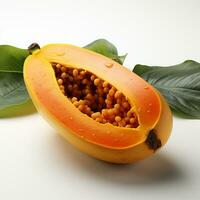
[24,43,172,164]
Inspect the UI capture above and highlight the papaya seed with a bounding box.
[115,116,121,122]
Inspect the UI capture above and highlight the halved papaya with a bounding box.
[24,43,172,164]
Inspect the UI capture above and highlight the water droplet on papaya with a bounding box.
[106,130,111,134]
[114,138,119,142]
[105,63,113,68]
[69,117,73,120]
[149,103,152,106]
[92,133,96,137]
[78,128,83,132]
[147,110,151,113]
[144,86,149,90]
[56,51,65,56]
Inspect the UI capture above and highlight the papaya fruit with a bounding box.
[24,43,172,164]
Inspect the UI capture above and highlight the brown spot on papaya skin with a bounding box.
[145,130,162,151]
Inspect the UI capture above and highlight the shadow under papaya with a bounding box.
[47,133,186,186]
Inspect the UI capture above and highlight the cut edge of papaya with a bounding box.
[40,44,162,127]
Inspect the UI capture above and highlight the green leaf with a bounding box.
[84,39,127,64]
[0,45,30,112]
[0,100,36,118]
[133,60,200,119]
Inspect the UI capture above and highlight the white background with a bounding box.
[0,0,200,199]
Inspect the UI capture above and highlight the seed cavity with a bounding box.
[52,63,139,128]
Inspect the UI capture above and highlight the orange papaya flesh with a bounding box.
[24,43,172,163]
